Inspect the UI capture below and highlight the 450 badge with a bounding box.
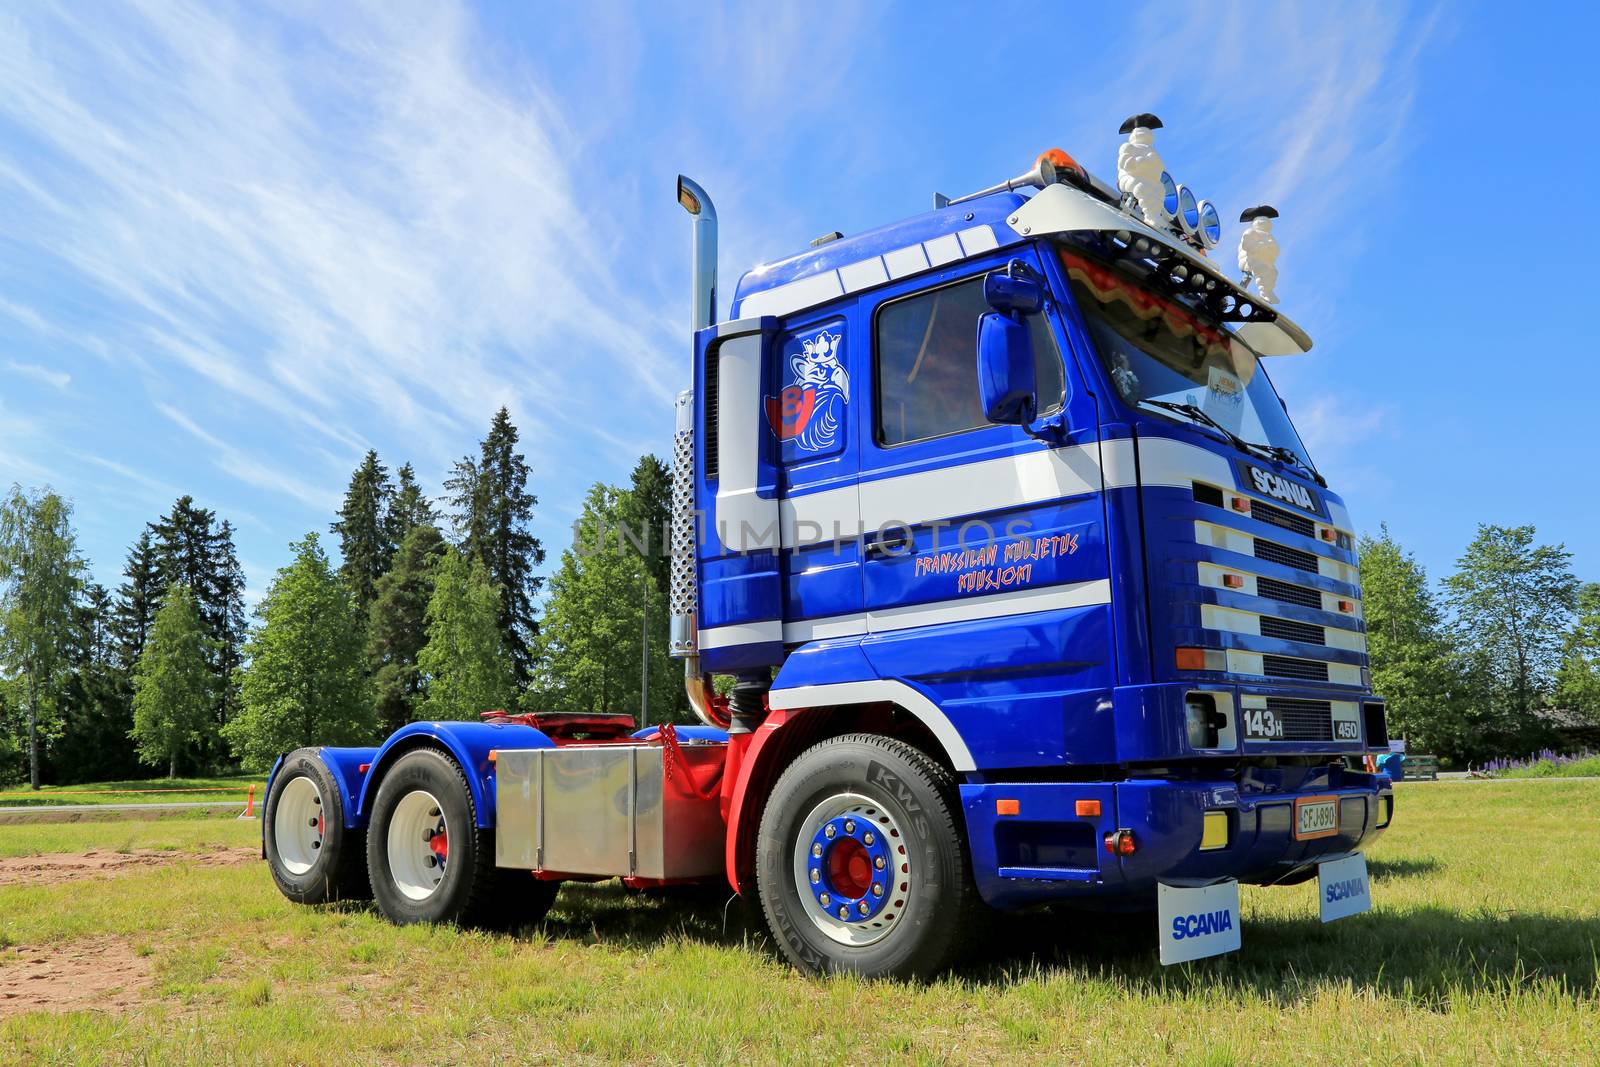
[766,328,848,453]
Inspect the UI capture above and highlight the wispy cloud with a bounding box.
[0,2,685,486]
[155,402,339,513]
[7,359,70,390]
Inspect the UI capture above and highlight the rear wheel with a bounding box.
[263,748,369,904]
[755,733,983,979]
[366,747,556,928]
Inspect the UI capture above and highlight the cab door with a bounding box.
[854,249,1114,768]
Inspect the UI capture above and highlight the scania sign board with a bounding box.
[1157,880,1242,965]
[1238,462,1319,514]
[1317,853,1372,923]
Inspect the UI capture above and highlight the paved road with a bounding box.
[0,800,249,824]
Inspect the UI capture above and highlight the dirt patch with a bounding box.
[0,846,258,887]
[0,937,152,1017]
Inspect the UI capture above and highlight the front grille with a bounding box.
[1254,537,1319,572]
[1262,654,1330,682]
[1250,499,1315,538]
[1256,575,1323,610]
[1266,697,1333,741]
[1260,616,1326,646]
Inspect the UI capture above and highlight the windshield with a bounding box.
[1057,247,1313,466]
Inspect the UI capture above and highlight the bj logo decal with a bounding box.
[767,328,848,452]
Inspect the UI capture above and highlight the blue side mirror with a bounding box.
[976,263,1041,425]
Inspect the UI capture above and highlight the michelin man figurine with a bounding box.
[1116,113,1168,227]
[1236,205,1281,304]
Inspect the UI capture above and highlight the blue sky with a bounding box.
[1,1,1595,605]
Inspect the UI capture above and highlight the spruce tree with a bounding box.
[224,534,374,771]
[332,450,395,617]
[369,523,447,733]
[622,454,673,601]
[417,546,515,720]
[130,585,216,778]
[111,529,162,671]
[445,408,543,682]
[386,463,435,548]
[212,520,247,728]
[151,496,222,610]
[50,583,143,783]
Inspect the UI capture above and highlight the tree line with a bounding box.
[0,408,685,786]
[5,416,1597,783]
[1359,523,1598,764]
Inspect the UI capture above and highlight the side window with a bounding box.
[874,276,1065,447]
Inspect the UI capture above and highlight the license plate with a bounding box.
[1242,707,1285,741]
[1294,796,1338,840]
[1157,880,1242,965]
[1318,853,1371,923]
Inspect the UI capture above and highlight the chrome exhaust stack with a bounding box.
[673,175,721,728]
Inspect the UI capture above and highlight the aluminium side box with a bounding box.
[494,745,725,879]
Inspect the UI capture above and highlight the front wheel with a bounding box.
[754,734,984,979]
[366,747,556,928]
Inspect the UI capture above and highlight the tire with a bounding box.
[366,747,557,929]
[263,748,370,904]
[754,733,984,979]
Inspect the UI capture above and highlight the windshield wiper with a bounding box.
[1257,444,1327,488]
[1138,399,1264,457]
[1139,400,1328,488]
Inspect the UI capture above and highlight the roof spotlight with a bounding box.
[1198,200,1221,249]
[1160,171,1178,218]
[1175,185,1199,236]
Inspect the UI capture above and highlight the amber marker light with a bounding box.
[1075,799,1102,817]
[996,799,1020,816]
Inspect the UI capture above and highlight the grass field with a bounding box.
[0,774,262,808]
[2,780,1597,1064]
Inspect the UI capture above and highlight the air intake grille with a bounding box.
[702,352,719,481]
[1250,499,1315,537]
[1265,697,1334,741]
[1260,616,1326,646]
[1256,576,1323,610]
[1254,537,1319,573]
[1262,654,1330,682]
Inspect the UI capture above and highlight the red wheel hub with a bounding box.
[429,825,448,862]
[826,838,871,898]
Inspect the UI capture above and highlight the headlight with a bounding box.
[1198,200,1221,248]
[1175,185,1200,237]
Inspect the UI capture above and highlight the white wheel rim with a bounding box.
[273,775,325,876]
[791,792,913,947]
[387,789,449,902]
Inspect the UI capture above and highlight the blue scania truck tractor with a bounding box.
[262,123,1393,977]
